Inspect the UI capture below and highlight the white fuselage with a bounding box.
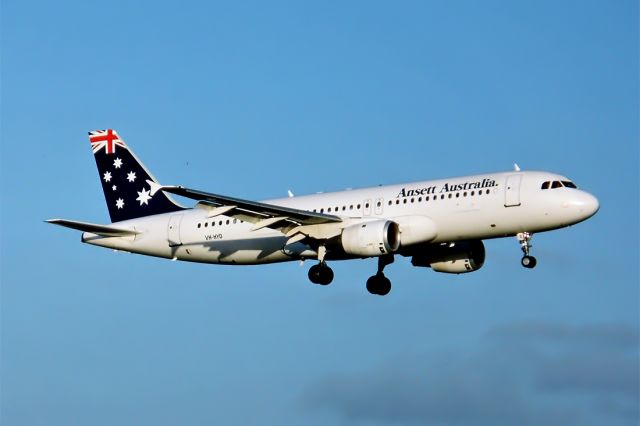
[82,170,599,265]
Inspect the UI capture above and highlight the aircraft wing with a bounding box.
[152,183,343,234]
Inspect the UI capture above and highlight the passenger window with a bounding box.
[350,205,354,210]
[552,181,562,189]
[328,207,332,212]
[197,223,201,228]
[357,204,361,209]
[455,193,460,198]
[448,194,452,199]
[562,181,577,188]
[541,181,550,190]
[471,191,475,196]
[204,222,208,227]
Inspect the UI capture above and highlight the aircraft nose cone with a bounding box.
[583,192,600,218]
[564,191,599,221]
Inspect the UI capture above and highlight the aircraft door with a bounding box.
[364,199,372,216]
[375,197,384,215]
[168,214,183,246]
[504,174,522,207]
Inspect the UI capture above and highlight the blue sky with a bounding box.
[1,1,638,425]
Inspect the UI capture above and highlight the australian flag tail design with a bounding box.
[89,129,184,223]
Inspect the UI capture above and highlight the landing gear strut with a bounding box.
[308,245,334,285]
[517,232,537,269]
[366,255,394,296]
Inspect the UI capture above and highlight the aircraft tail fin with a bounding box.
[88,129,184,222]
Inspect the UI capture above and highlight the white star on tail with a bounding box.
[116,198,124,209]
[136,188,152,205]
[127,171,137,182]
[114,158,123,168]
[112,185,117,191]
[103,171,112,182]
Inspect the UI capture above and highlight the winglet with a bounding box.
[513,163,521,172]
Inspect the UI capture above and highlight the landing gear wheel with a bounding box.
[308,264,334,285]
[521,255,537,269]
[366,273,392,296]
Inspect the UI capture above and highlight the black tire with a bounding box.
[366,275,379,294]
[377,276,392,296]
[521,255,537,269]
[308,264,322,284]
[318,265,334,285]
[366,273,392,296]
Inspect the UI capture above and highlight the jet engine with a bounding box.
[341,220,400,257]
[411,240,485,273]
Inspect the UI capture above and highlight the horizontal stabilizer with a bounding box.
[46,219,139,237]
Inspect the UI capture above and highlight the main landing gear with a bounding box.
[308,263,334,285]
[517,232,537,269]
[306,248,395,296]
[308,245,334,286]
[366,255,394,296]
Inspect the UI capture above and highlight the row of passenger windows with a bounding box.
[313,204,362,213]
[196,188,496,227]
[197,218,243,228]
[541,180,577,190]
[311,188,493,214]
[388,188,492,206]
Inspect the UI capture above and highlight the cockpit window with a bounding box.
[542,180,578,190]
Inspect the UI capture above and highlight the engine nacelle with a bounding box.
[341,220,400,257]
[411,240,485,274]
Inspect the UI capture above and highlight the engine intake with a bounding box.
[411,240,485,273]
[341,220,400,257]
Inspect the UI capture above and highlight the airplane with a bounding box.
[48,129,600,295]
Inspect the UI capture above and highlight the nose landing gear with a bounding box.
[517,232,537,269]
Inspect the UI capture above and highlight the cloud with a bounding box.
[299,322,639,426]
